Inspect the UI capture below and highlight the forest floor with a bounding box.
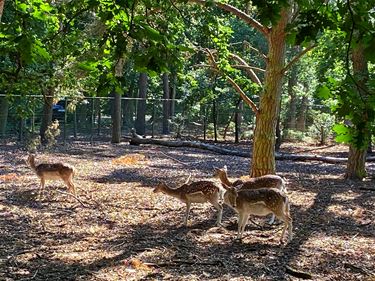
[0,139,374,281]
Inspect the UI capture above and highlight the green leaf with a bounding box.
[332,123,349,135]
[317,85,331,99]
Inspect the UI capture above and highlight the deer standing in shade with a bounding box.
[27,154,76,198]
[153,180,223,226]
[213,165,286,224]
[223,185,293,244]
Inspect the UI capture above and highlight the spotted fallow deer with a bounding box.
[223,185,293,244]
[213,165,287,224]
[27,154,76,198]
[153,180,223,226]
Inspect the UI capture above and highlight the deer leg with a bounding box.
[237,213,249,240]
[66,177,76,195]
[210,199,223,226]
[38,178,45,199]
[184,202,191,226]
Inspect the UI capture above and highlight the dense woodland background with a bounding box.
[0,1,375,280]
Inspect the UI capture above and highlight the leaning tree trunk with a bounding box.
[250,7,289,177]
[40,89,54,144]
[345,43,369,180]
[162,73,170,134]
[135,73,148,136]
[0,95,9,137]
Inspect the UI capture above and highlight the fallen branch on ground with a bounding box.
[285,265,313,279]
[129,136,375,164]
[55,190,88,208]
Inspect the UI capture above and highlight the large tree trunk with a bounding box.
[39,89,54,144]
[162,73,170,134]
[0,95,9,137]
[250,7,290,177]
[135,73,148,136]
[345,43,369,180]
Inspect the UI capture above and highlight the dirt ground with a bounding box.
[0,140,374,281]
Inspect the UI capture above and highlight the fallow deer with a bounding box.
[153,181,223,226]
[27,154,76,198]
[223,185,293,244]
[213,165,287,224]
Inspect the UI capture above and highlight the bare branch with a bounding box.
[232,65,265,73]
[197,49,259,115]
[228,53,262,85]
[188,0,268,36]
[283,44,316,74]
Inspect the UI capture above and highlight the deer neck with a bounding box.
[219,172,232,186]
[28,157,37,172]
[162,185,183,200]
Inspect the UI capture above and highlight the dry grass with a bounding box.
[0,141,374,281]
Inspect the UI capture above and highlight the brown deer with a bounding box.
[153,181,223,226]
[213,165,287,224]
[27,154,76,198]
[223,185,293,244]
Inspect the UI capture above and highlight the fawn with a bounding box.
[223,185,293,244]
[27,154,76,198]
[153,181,223,226]
[213,165,286,224]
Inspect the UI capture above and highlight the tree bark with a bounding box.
[39,89,54,144]
[345,43,369,180]
[112,58,124,143]
[135,73,148,135]
[112,93,122,143]
[162,73,170,134]
[0,95,9,137]
[0,0,5,22]
[250,6,290,177]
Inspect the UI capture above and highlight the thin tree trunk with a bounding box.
[162,73,170,134]
[170,72,177,117]
[112,58,124,143]
[40,89,54,144]
[286,66,297,130]
[345,43,369,180]
[0,0,5,22]
[112,92,121,143]
[250,7,290,177]
[135,73,148,136]
[296,94,308,132]
[0,96,9,137]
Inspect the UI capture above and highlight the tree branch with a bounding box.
[201,49,259,115]
[232,64,265,73]
[188,0,268,36]
[229,53,263,84]
[283,44,316,74]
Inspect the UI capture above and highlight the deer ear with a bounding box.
[223,165,227,171]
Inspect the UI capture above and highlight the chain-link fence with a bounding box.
[0,95,256,145]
